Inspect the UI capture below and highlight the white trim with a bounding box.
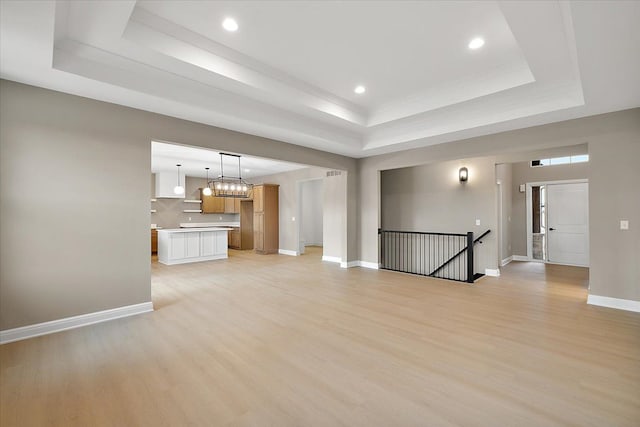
[587,295,640,313]
[278,249,299,256]
[359,261,380,270]
[322,258,381,269]
[159,254,227,265]
[340,260,359,268]
[485,268,501,277]
[525,183,532,259]
[512,255,529,262]
[322,255,342,263]
[0,302,154,345]
[501,256,513,266]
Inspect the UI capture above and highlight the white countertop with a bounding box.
[179,222,240,228]
[159,227,233,233]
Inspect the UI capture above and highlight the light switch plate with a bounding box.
[519,184,525,193]
[620,220,629,230]
[475,219,481,226]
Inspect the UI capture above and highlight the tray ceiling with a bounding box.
[1,1,639,157]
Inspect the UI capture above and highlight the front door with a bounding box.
[546,182,589,266]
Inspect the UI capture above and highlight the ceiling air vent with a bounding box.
[326,170,342,177]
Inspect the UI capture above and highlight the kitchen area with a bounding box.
[151,142,294,265]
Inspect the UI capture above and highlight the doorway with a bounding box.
[526,180,589,266]
[297,178,324,255]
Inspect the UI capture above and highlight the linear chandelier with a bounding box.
[207,153,252,198]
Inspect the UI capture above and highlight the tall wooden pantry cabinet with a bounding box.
[252,184,279,254]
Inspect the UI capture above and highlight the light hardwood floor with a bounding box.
[1,248,639,426]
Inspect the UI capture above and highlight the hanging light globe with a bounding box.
[202,167,213,196]
[173,164,184,195]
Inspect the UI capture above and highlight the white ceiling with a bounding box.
[1,1,639,158]
[136,1,532,112]
[151,141,306,179]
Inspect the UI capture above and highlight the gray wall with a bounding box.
[381,157,498,273]
[589,139,640,302]
[359,108,640,303]
[300,179,323,246]
[252,167,346,260]
[1,79,638,332]
[510,160,589,256]
[496,163,513,263]
[0,84,151,329]
[150,174,238,229]
[0,79,357,330]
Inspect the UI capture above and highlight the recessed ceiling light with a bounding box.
[354,85,366,94]
[468,37,485,50]
[222,17,238,32]
[244,168,251,173]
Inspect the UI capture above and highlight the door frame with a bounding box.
[496,179,504,266]
[525,178,588,265]
[295,177,324,255]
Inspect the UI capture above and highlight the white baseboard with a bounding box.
[587,294,640,313]
[0,301,154,345]
[340,260,360,268]
[501,256,513,267]
[358,261,380,270]
[278,249,299,256]
[322,255,342,264]
[322,258,380,269]
[485,268,500,277]
[512,255,529,262]
[159,254,226,265]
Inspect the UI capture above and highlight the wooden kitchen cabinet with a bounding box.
[240,200,254,250]
[228,228,241,249]
[224,197,242,214]
[226,201,254,250]
[252,184,279,254]
[252,185,264,212]
[151,229,158,254]
[201,189,225,213]
[253,212,264,252]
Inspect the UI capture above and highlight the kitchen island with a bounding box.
[157,227,231,265]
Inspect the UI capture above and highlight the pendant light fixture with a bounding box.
[211,153,252,198]
[173,164,185,195]
[202,167,213,196]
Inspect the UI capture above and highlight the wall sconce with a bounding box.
[459,167,468,183]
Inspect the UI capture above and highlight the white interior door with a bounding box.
[546,182,589,266]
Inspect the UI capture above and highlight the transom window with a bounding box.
[531,154,589,167]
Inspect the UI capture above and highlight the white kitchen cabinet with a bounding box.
[185,232,200,258]
[169,233,186,259]
[200,231,228,256]
[158,228,229,265]
[201,231,216,256]
[155,172,186,199]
